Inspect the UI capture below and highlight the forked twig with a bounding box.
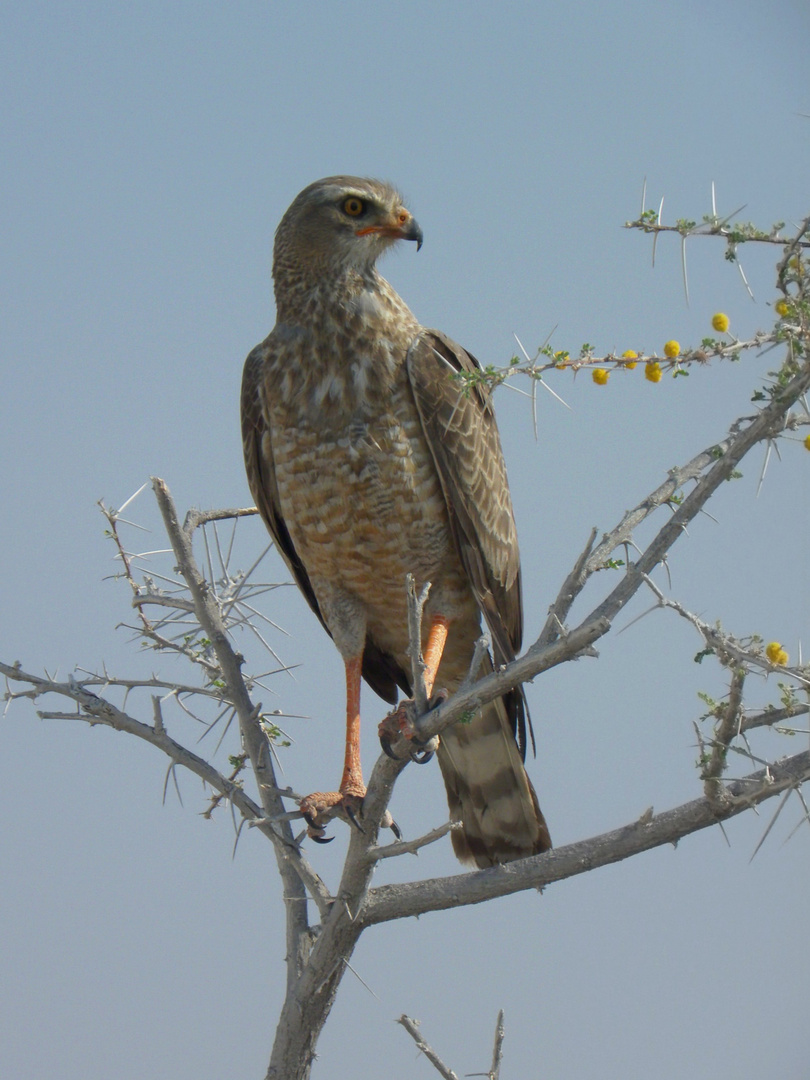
[397,1016,460,1080]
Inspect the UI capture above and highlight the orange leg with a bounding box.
[422,615,450,698]
[299,654,367,841]
[378,614,452,758]
[338,654,365,797]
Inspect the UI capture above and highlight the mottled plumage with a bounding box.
[241,176,551,866]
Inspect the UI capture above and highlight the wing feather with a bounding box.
[406,329,532,756]
[406,329,523,658]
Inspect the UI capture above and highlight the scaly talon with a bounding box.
[299,789,363,842]
[378,691,446,764]
[299,788,400,842]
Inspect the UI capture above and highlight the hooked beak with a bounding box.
[356,212,423,251]
[400,215,423,251]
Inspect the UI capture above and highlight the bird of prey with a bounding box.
[241,176,551,866]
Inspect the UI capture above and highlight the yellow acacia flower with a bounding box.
[765,641,789,666]
[711,312,729,333]
[663,340,680,358]
[622,350,638,369]
[592,367,609,385]
[775,300,789,317]
[804,433,810,451]
[645,361,662,383]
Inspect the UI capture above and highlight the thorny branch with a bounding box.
[462,212,810,390]
[397,1015,460,1080]
[0,662,333,925]
[151,479,325,992]
[534,358,810,659]
[489,1009,506,1080]
[406,573,432,716]
[360,749,810,926]
[700,664,747,804]
[395,1009,505,1080]
[106,487,332,945]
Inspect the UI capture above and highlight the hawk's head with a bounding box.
[273,176,423,281]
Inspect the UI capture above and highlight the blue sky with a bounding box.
[2,4,809,1078]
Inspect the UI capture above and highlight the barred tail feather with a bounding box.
[436,697,551,868]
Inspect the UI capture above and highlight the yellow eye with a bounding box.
[342,197,365,217]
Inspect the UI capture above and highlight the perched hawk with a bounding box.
[241,176,551,866]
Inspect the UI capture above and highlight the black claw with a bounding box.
[345,803,366,834]
[379,733,400,760]
[410,745,435,765]
[303,810,334,843]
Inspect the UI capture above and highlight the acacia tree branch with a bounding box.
[741,702,809,735]
[401,618,608,746]
[265,798,402,1079]
[151,478,320,989]
[367,820,457,860]
[396,1016,460,1080]
[360,748,810,926]
[0,660,333,919]
[395,1010,505,1080]
[183,505,259,534]
[262,578,442,1076]
[541,363,810,647]
[406,573,432,716]
[489,1009,505,1080]
[101,498,221,673]
[639,576,810,688]
[538,527,597,648]
[701,667,746,802]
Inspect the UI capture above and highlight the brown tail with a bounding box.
[436,695,551,868]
